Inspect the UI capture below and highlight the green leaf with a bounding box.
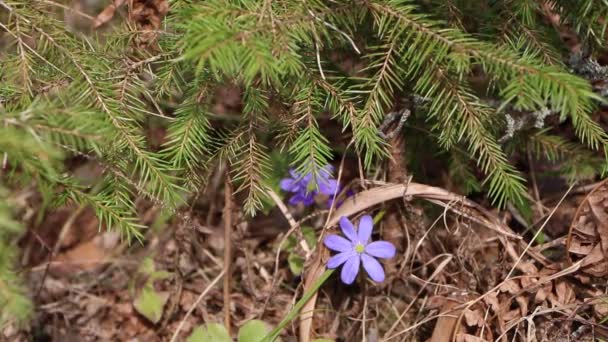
[187,323,231,342]
[138,257,156,275]
[301,226,317,249]
[238,320,271,342]
[133,285,169,324]
[137,257,171,281]
[312,339,335,342]
[287,252,305,275]
[206,323,232,342]
[187,327,208,342]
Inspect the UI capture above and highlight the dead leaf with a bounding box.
[130,0,170,47]
[50,231,119,275]
[502,309,520,322]
[483,292,500,313]
[573,216,596,237]
[430,299,461,342]
[515,295,528,317]
[589,193,608,256]
[569,182,608,277]
[93,0,126,28]
[568,239,594,255]
[554,281,575,305]
[455,334,489,342]
[534,283,552,303]
[590,293,608,319]
[463,309,484,327]
[499,280,520,294]
[581,244,608,276]
[327,183,520,238]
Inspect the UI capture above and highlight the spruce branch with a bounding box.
[288,82,333,184]
[160,89,212,189]
[415,64,527,207]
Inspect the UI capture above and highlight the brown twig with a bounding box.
[223,166,233,334]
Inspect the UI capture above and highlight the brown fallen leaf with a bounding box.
[483,292,500,313]
[588,193,608,256]
[328,183,520,238]
[573,213,596,237]
[430,299,461,342]
[580,244,608,276]
[49,231,119,275]
[499,280,520,294]
[568,180,608,277]
[515,295,528,317]
[93,0,126,29]
[463,309,484,328]
[568,239,594,255]
[534,283,552,303]
[554,281,575,305]
[130,0,170,47]
[502,308,520,323]
[589,290,608,319]
[455,334,489,342]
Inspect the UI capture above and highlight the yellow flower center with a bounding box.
[354,243,365,254]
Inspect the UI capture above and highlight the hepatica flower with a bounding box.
[324,215,396,284]
[280,165,339,206]
[280,169,315,206]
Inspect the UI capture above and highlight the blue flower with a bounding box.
[316,165,339,197]
[280,169,315,206]
[324,215,396,284]
[280,165,340,206]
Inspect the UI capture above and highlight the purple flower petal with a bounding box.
[324,234,353,252]
[288,169,300,179]
[287,193,303,205]
[287,169,310,189]
[339,216,357,242]
[365,241,396,259]
[303,172,313,183]
[280,178,296,192]
[357,215,373,244]
[327,251,355,269]
[318,179,339,196]
[361,254,385,282]
[288,192,316,206]
[301,193,316,206]
[340,254,360,284]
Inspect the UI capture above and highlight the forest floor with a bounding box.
[5,148,608,342]
[6,104,608,341]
